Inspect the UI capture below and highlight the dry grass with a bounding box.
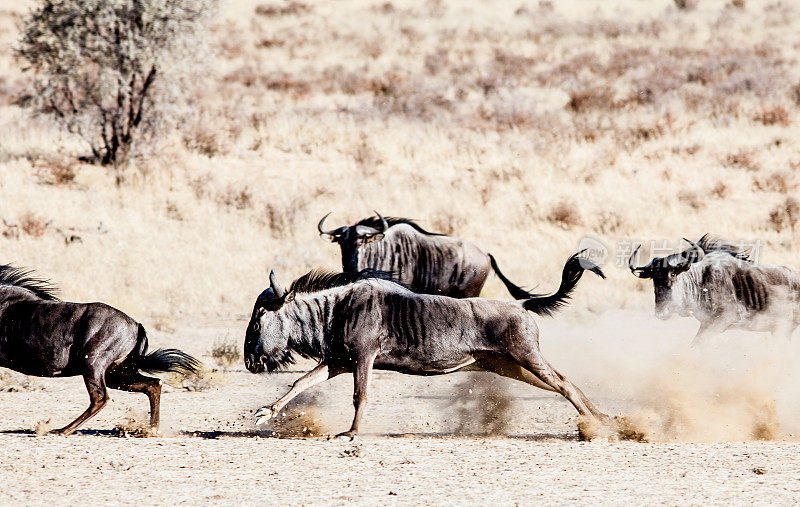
[1,0,800,318]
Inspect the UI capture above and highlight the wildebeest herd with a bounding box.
[0,212,795,439]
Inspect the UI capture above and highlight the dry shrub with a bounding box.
[597,210,624,234]
[723,150,759,171]
[371,71,452,120]
[567,86,615,113]
[188,173,212,199]
[210,339,241,367]
[753,105,790,126]
[451,373,513,436]
[677,190,705,210]
[167,367,224,392]
[710,181,729,199]
[255,37,285,49]
[254,1,310,17]
[19,212,49,237]
[263,197,308,238]
[429,212,464,236]
[353,133,382,168]
[34,156,77,186]
[183,124,222,157]
[217,186,252,210]
[768,197,800,232]
[674,0,698,10]
[754,171,794,194]
[547,200,581,229]
[424,49,449,75]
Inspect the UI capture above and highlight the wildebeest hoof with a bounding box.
[48,428,69,436]
[332,431,358,441]
[254,405,279,426]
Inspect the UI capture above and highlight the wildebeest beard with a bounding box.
[251,347,296,373]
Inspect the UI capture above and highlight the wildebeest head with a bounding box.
[629,239,705,319]
[318,211,389,271]
[244,270,295,373]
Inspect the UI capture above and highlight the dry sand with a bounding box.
[2,313,799,504]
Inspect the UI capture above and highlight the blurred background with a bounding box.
[0,0,798,322]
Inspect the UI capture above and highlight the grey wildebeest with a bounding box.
[629,234,800,345]
[317,211,537,299]
[244,252,609,439]
[0,264,200,435]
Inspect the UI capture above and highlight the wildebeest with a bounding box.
[244,252,608,439]
[629,234,800,345]
[0,264,200,435]
[317,211,536,299]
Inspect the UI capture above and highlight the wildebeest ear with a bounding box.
[362,233,385,244]
[320,233,337,243]
[285,290,295,303]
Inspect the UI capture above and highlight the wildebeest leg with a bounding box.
[336,352,377,441]
[475,353,609,421]
[690,320,726,347]
[505,350,599,420]
[107,373,163,429]
[254,363,345,425]
[50,373,109,436]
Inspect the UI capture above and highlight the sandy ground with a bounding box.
[1,313,799,504]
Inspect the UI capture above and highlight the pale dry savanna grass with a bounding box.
[0,0,799,322]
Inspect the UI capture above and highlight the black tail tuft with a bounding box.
[134,324,202,375]
[488,254,539,300]
[521,251,605,317]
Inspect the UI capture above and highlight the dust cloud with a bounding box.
[542,310,800,442]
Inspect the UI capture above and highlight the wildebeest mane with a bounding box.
[0,264,59,300]
[289,269,406,294]
[695,234,753,262]
[355,216,446,236]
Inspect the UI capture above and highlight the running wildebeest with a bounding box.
[317,211,538,299]
[629,234,800,345]
[0,264,200,435]
[244,252,609,439]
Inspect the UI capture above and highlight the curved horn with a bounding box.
[373,210,388,233]
[682,238,705,264]
[269,270,285,299]
[317,212,337,236]
[628,245,651,278]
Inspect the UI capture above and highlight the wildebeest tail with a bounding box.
[488,254,538,300]
[133,324,202,375]
[521,251,605,317]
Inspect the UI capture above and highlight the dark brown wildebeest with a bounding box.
[0,264,200,435]
[317,211,536,299]
[629,234,800,345]
[244,252,609,439]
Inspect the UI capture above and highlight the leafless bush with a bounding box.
[218,186,252,210]
[754,172,794,194]
[254,1,310,17]
[768,197,800,232]
[34,156,77,186]
[723,150,759,171]
[263,197,308,238]
[20,212,49,238]
[16,0,215,166]
[567,86,616,113]
[753,105,790,126]
[547,200,581,229]
[210,339,241,367]
[674,0,698,10]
